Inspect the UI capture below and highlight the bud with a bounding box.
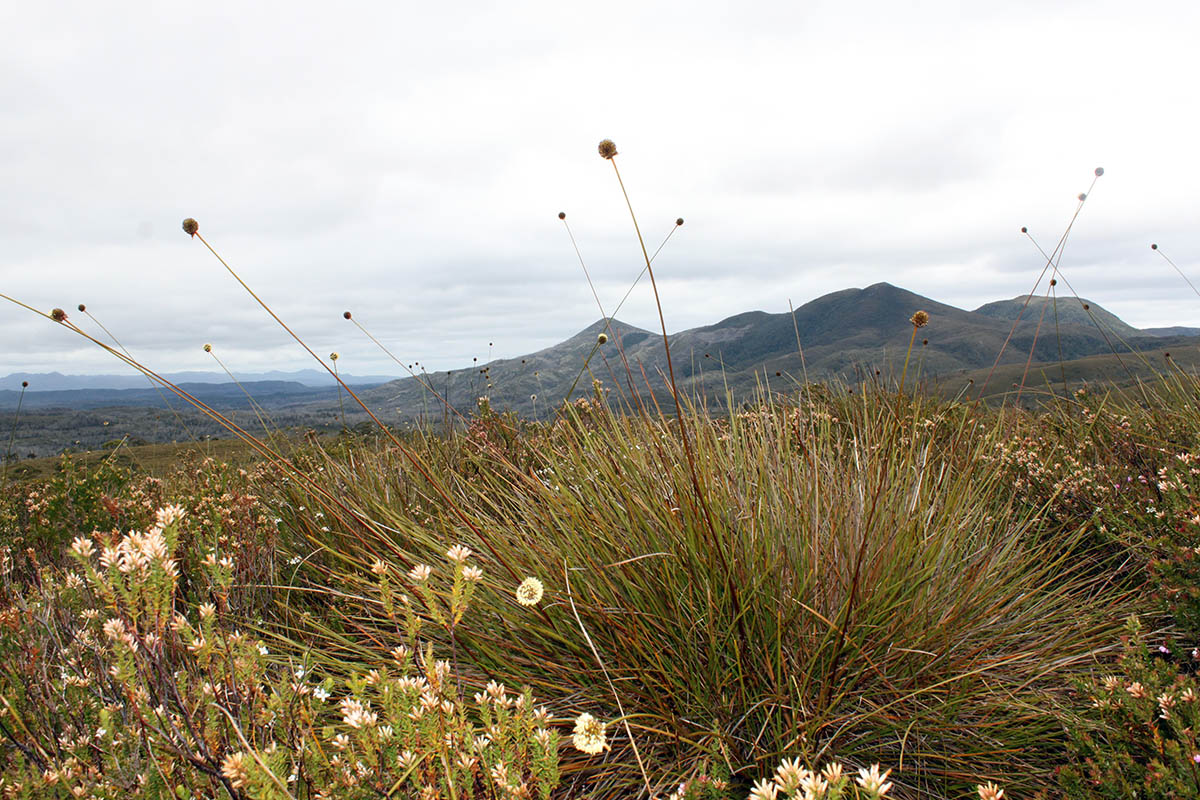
[597,333,608,344]
[1151,244,1158,250]
[182,218,199,237]
[330,352,339,362]
[1078,193,1087,201]
[1020,226,1027,234]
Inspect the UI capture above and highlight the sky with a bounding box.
[3,0,1199,378]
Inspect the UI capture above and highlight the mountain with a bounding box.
[9,284,1199,457]
[350,282,1199,420]
[973,295,1143,338]
[0,369,395,392]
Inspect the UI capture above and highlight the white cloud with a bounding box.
[3,0,1198,377]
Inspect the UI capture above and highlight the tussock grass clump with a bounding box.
[272,387,1134,797]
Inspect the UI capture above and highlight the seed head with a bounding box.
[1050,278,1057,286]
[516,577,544,606]
[1094,167,1104,177]
[910,310,930,328]
[1151,243,1158,250]
[203,343,212,352]
[21,381,28,388]
[182,218,199,237]
[1083,303,1090,310]
[1078,193,1087,201]
[343,311,352,320]
[50,308,67,322]
[1020,226,1027,233]
[922,338,928,346]
[597,139,618,160]
[330,352,339,362]
[597,333,608,345]
[571,712,607,754]
[558,211,566,220]
[77,303,86,312]
[676,217,684,226]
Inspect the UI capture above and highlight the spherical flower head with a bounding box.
[598,139,618,159]
[558,211,566,220]
[571,712,607,754]
[182,218,199,237]
[50,308,68,323]
[77,303,86,313]
[343,311,352,320]
[21,381,28,388]
[676,217,684,226]
[1095,167,1104,177]
[516,576,544,606]
[330,352,339,362]
[1078,192,1087,201]
[597,333,608,345]
[910,310,930,328]
[203,343,212,352]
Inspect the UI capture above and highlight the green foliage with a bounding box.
[1059,619,1200,799]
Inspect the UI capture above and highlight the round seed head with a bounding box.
[77,303,86,312]
[330,352,339,361]
[1078,193,1087,201]
[676,217,684,226]
[50,308,67,322]
[203,343,212,352]
[597,333,608,344]
[1083,304,1090,310]
[1020,226,1028,234]
[1151,243,1158,250]
[21,381,28,388]
[558,211,566,220]
[343,311,352,320]
[1050,278,1057,286]
[181,218,199,237]
[1095,167,1104,176]
[910,310,930,328]
[922,338,928,345]
[1165,352,1172,359]
[597,139,618,159]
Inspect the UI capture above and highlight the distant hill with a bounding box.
[351,282,1200,420]
[8,283,1200,455]
[1142,326,1200,338]
[973,295,1142,338]
[0,369,395,392]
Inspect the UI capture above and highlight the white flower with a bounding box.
[313,686,330,702]
[409,564,432,582]
[571,712,606,754]
[749,778,778,800]
[856,764,893,798]
[446,545,472,562]
[516,577,544,606]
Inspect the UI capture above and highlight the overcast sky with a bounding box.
[3,0,1198,378]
